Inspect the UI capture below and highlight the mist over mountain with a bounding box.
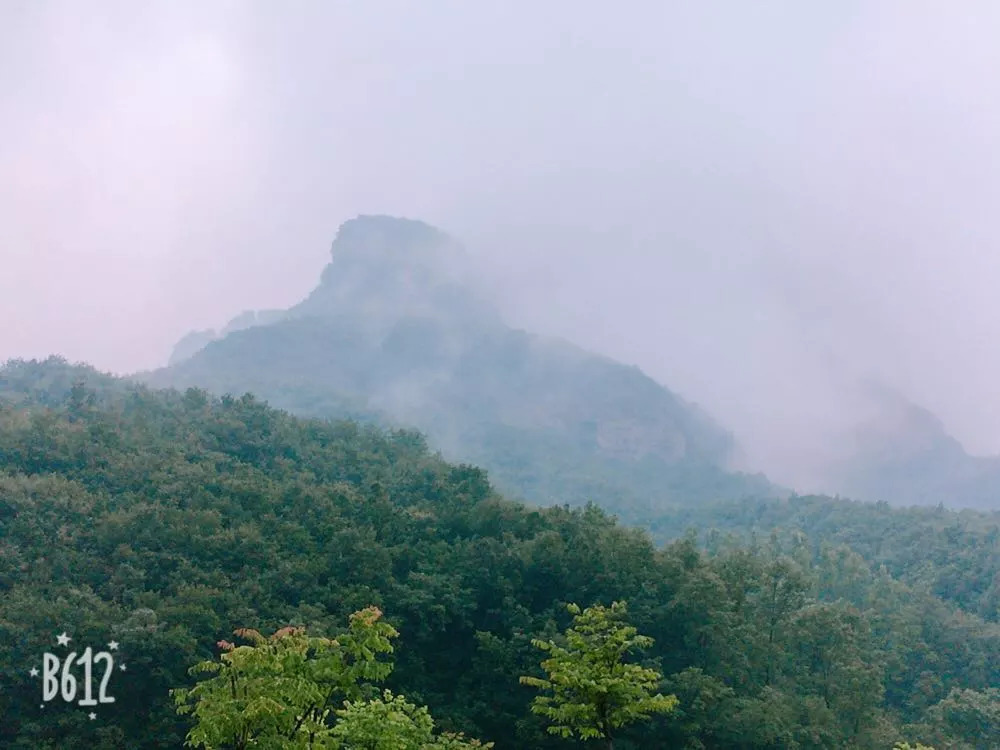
[148,215,775,522]
[815,382,1000,509]
[7,3,1000,516]
[150,215,1000,513]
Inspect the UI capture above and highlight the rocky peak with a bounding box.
[165,216,501,367]
[292,215,500,331]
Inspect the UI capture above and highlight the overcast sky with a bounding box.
[4,1,1000,483]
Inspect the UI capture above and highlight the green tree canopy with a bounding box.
[172,608,491,749]
[330,690,493,749]
[172,607,397,749]
[520,601,678,749]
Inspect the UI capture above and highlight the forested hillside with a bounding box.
[147,215,777,522]
[650,495,1000,623]
[1,359,999,748]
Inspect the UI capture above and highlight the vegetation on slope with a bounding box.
[0,359,998,748]
[650,495,1000,622]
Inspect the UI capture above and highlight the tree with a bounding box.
[520,601,677,749]
[172,608,492,749]
[172,607,398,749]
[926,687,1000,749]
[660,667,738,748]
[330,690,494,749]
[331,691,434,749]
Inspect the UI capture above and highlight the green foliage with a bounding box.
[173,615,491,749]
[173,608,397,748]
[331,690,434,749]
[430,733,494,749]
[520,601,677,746]
[924,687,1000,749]
[1,360,1000,748]
[325,690,495,749]
[653,495,1000,621]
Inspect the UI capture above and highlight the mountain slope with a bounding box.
[2,360,999,749]
[147,215,777,520]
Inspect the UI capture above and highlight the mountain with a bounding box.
[147,215,777,521]
[820,382,1000,509]
[167,310,292,366]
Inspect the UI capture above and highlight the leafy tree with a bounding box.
[330,690,493,749]
[660,667,738,749]
[331,691,433,749]
[520,601,677,748]
[172,608,397,749]
[755,553,809,688]
[171,608,491,749]
[430,733,494,749]
[925,687,1000,749]
[789,601,884,742]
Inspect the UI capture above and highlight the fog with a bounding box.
[3,1,1000,488]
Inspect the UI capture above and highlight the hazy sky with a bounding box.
[4,1,1000,482]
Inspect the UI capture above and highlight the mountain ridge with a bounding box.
[149,214,777,519]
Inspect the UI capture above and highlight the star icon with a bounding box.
[107,641,119,651]
[56,632,71,647]
[29,667,39,678]
[119,664,127,671]
[88,712,97,721]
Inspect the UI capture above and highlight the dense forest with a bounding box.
[648,497,1000,623]
[1,359,999,748]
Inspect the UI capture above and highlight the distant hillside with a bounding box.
[146,215,777,521]
[647,492,1000,621]
[819,382,1000,509]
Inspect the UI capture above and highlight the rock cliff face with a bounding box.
[150,215,775,518]
[294,215,490,324]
